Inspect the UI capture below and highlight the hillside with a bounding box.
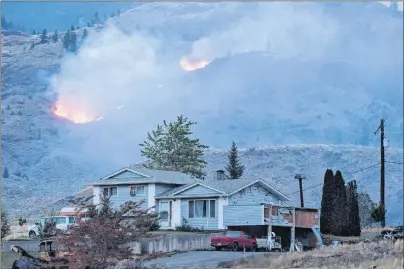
[1,2,403,223]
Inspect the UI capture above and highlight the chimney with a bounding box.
[216,170,225,180]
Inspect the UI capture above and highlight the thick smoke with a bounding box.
[48,2,402,169]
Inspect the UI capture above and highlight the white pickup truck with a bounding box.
[28,216,76,238]
[255,232,282,251]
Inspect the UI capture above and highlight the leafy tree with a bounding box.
[140,115,209,179]
[3,167,9,178]
[320,169,334,234]
[40,29,47,44]
[52,30,58,42]
[358,191,377,227]
[225,141,245,179]
[371,204,386,226]
[345,180,361,236]
[56,195,157,269]
[1,203,11,239]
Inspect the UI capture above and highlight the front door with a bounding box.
[159,201,172,228]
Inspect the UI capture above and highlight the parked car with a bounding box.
[28,216,76,238]
[211,231,257,251]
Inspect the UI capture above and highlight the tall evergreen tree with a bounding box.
[1,203,10,239]
[70,31,77,52]
[3,167,9,178]
[40,29,47,44]
[346,180,361,236]
[52,30,58,42]
[32,30,36,35]
[1,16,9,30]
[320,169,334,234]
[83,28,88,39]
[63,30,71,50]
[70,25,75,31]
[140,115,209,179]
[333,170,348,236]
[225,141,245,179]
[87,22,91,27]
[94,12,100,23]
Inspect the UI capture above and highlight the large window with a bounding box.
[188,200,216,218]
[102,187,117,197]
[129,185,145,196]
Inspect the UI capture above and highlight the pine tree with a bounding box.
[94,12,100,23]
[333,170,348,236]
[1,16,9,30]
[70,31,77,52]
[320,169,334,234]
[346,180,361,236]
[63,30,71,50]
[140,115,209,179]
[70,25,75,31]
[83,28,88,39]
[40,29,47,44]
[32,30,36,35]
[87,22,91,27]
[3,167,9,178]
[1,203,11,239]
[390,0,399,11]
[225,141,245,179]
[52,30,58,42]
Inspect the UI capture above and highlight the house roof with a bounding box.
[87,163,196,186]
[156,178,290,201]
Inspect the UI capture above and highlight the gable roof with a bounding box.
[87,164,196,186]
[156,178,290,201]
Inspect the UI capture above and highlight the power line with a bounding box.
[286,163,381,196]
[386,161,403,165]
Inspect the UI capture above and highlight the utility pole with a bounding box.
[374,118,386,228]
[294,174,305,208]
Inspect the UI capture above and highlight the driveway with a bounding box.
[144,251,274,269]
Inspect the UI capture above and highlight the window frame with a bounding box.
[102,186,118,197]
[188,199,216,219]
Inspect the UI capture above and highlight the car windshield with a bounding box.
[226,231,241,237]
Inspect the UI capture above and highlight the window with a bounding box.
[129,185,145,196]
[102,187,117,197]
[210,200,216,218]
[56,217,67,224]
[160,202,169,221]
[226,231,241,237]
[188,201,194,218]
[68,217,75,224]
[188,200,216,218]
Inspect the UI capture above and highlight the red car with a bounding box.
[211,231,257,252]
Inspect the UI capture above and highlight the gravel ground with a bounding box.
[144,251,273,269]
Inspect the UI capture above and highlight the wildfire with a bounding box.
[180,58,210,71]
[53,103,98,124]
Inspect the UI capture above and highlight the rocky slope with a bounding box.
[1,2,403,224]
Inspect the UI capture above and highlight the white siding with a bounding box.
[93,186,100,205]
[148,183,156,211]
[172,199,182,227]
[218,197,228,230]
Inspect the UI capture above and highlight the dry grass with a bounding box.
[230,240,403,269]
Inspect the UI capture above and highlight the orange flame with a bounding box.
[180,58,210,71]
[53,103,98,124]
